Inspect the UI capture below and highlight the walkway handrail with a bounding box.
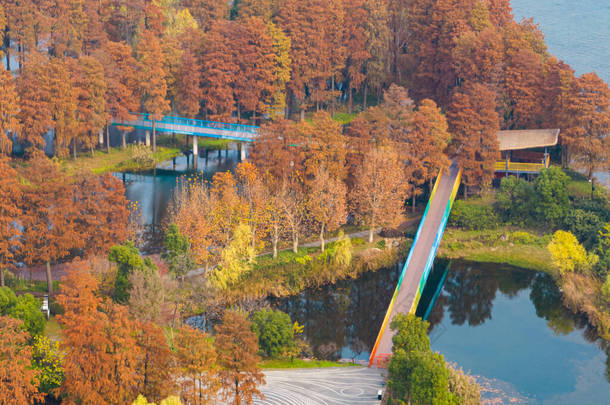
[137,113,259,134]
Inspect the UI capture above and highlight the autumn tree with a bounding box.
[266,22,291,118]
[17,52,53,148]
[0,316,44,405]
[175,44,202,118]
[135,322,175,403]
[235,162,268,249]
[72,173,129,256]
[174,324,219,405]
[0,158,21,286]
[73,55,107,156]
[361,0,389,108]
[200,20,237,121]
[0,65,19,153]
[447,83,500,197]
[58,265,140,405]
[250,118,304,181]
[307,167,347,252]
[182,0,229,32]
[215,310,264,405]
[232,17,276,122]
[278,175,307,253]
[20,151,81,296]
[343,0,370,113]
[350,142,408,242]
[566,72,609,196]
[504,47,545,128]
[96,40,139,150]
[48,56,78,158]
[211,223,256,290]
[138,29,170,152]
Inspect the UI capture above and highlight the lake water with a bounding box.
[271,261,610,404]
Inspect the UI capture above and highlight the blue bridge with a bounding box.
[111,113,259,142]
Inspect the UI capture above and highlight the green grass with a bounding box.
[60,146,181,175]
[197,138,232,150]
[438,228,555,273]
[44,316,62,341]
[259,358,361,369]
[332,112,358,125]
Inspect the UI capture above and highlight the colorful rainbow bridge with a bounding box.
[369,160,462,367]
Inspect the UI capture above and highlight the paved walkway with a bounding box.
[253,367,386,405]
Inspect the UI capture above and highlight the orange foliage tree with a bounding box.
[174,324,219,404]
[0,316,44,404]
[58,264,140,405]
[17,52,52,148]
[0,65,19,154]
[566,72,609,194]
[135,321,176,402]
[138,29,170,152]
[0,157,21,286]
[215,310,264,405]
[447,83,500,197]
[20,151,81,297]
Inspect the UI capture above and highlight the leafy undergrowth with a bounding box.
[44,316,62,341]
[60,146,181,175]
[259,358,360,369]
[225,239,411,301]
[438,228,554,273]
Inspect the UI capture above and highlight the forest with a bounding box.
[0,0,609,404]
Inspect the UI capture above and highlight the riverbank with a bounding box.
[60,145,181,175]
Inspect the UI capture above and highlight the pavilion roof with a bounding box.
[497,129,560,151]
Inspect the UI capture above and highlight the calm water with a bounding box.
[272,261,610,404]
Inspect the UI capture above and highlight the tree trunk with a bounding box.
[237,104,241,122]
[331,76,335,116]
[369,227,374,243]
[300,108,305,121]
[292,232,298,254]
[272,237,278,258]
[0,268,4,287]
[46,261,53,297]
[4,36,9,71]
[412,188,416,213]
[591,176,595,200]
[348,86,353,114]
[122,131,126,148]
[363,84,368,110]
[152,121,157,152]
[72,138,77,159]
[463,185,468,199]
[106,125,110,153]
[320,224,325,253]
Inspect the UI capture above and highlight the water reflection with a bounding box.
[272,260,610,402]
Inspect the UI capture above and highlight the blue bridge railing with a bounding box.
[137,113,259,134]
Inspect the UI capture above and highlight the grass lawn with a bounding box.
[44,316,62,341]
[438,228,554,273]
[259,358,361,369]
[157,134,233,151]
[60,146,181,175]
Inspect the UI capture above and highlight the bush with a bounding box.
[548,230,598,276]
[449,200,498,230]
[495,176,536,225]
[250,308,294,358]
[376,240,386,249]
[510,231,538,245]
[534,167,570,228]
[9,294,46,337]
[564,209,604,249]
[351,237,365,246]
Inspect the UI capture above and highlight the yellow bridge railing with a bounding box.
[494,161,546,173]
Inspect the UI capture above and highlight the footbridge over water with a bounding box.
[368,128,560,368]
[111,113,259,159]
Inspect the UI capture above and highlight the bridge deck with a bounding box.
[111,113,258,142]
[369,161,461,367]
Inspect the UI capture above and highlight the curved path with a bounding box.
[253,367,385,405]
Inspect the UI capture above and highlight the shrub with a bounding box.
[449,200,498,230]
[250,308,294,358]
[548,230,598,276]
[510,231,538,245]
[495,176,536,224]
[376,240,386,249]
[351,237,365,246]
[564,209,604,249]
[534,167,570,228]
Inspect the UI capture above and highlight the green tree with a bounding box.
[32,335,64,395]
[548,230,598,276]
[564,209,603,249]
[9,294,46,338]
[163,223,196,282]
[0,285,17,313]
[495,176,536,224]
[595,223,610,278]
[251,308,294,358]
[108,241,157,303]
[533,167,570,228]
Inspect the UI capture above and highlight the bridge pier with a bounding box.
[238,142,248,161]
[145,131,150,147]
[192,135,198,169]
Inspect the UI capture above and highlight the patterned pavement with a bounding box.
[253,367,386,405]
